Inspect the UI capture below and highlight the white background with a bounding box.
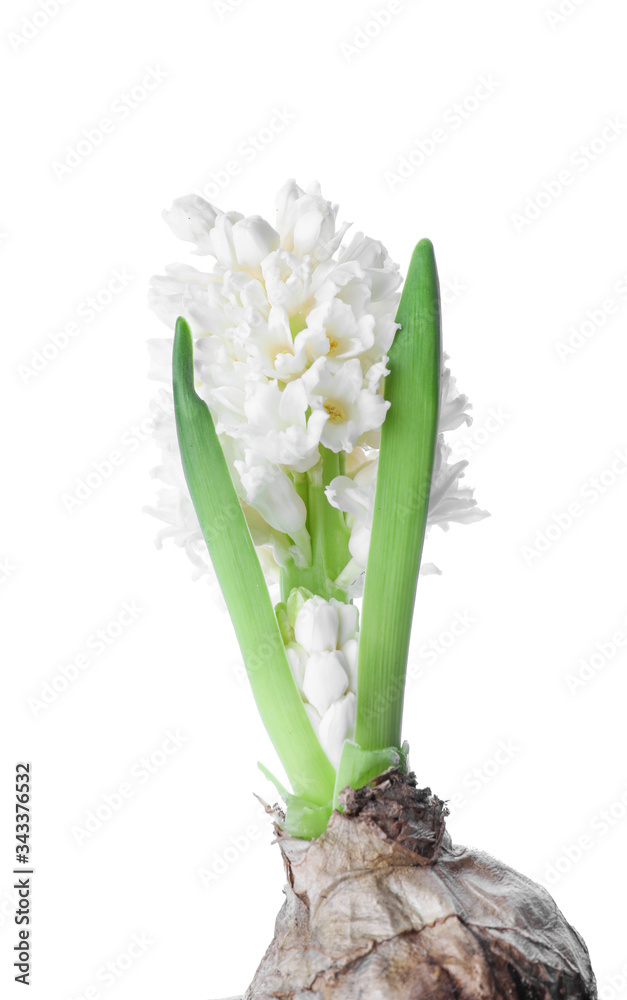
[2,0,627,997]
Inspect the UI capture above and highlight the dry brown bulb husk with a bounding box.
[244,769,597,1000]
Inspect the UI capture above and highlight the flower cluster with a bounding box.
[149,180,400,586]
[148,180,487,772]
[148,180,485,594]
[278,589,358,768]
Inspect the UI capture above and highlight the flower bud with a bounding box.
[294,597,339,653]
[162,194,220,253]
[303,651,349,716]
[318,693,356,767]
[275,603,292,644]
[232,216,280,276]
[286,587,313,629]
[333,600,359,647]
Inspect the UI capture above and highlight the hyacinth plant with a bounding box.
[149,182,597,999]
[149,180,481,830]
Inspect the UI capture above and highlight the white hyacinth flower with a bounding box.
[276,179,351,262]
[162,195,220,253]
[150,182,490,828]
[148,180,401,589]
[148,180,485,602]
[234,454,309,557]
[303,357,390,454]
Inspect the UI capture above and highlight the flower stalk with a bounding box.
[279,447,351,603]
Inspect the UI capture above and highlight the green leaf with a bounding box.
[258,762,332,840]
[282,796,333,840]
[173,317,336,807]
[333,740,409,809]
[354,240,441,752]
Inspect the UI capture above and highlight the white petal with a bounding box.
[318,693,356,768]
[162,195,220,254]
[262,249,312,313]
[232,216,280,276]
[303,651,349,716]
[341,638,359,693]
[241,502,291,569]
[293,209,326,259]
[439,361,473,432]
[333,601,360,647]
[294,597,339,653]
[275,178,303,247]
[349,521,371,569]
[275,178,350,262]
[236,458,306,539]
[326,475,370,522]
[427,441,488,530]
[209,213,243,269]
[278,378,309,427]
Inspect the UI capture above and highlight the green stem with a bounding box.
[320,447,351,582]
[354,240,441,751]
[173,318,336,806]
[280,447,351,603]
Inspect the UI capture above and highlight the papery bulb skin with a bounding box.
[244,771,597,1000]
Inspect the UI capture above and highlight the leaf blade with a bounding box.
[173,317,336,806]
[354,240,441,751]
